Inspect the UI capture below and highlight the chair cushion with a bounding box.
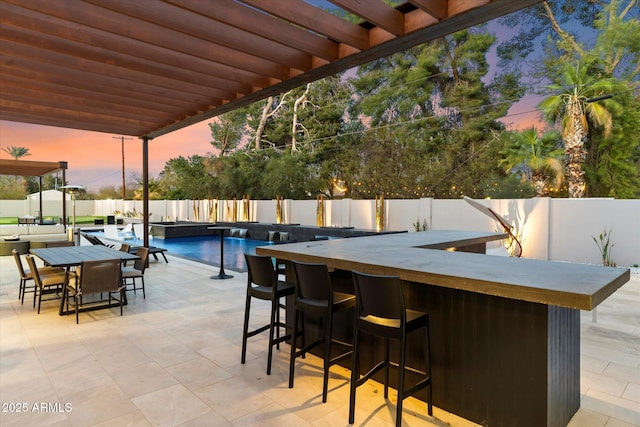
[121,267,142,278]
[40,271,66,287]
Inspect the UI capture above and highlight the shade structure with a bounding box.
[0,159,69,225]
[0,0,542,139]
[0,0,543,247]
[0,159,66,177]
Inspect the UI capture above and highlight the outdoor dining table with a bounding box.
[30,245,139,315]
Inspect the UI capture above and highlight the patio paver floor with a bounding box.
[1,253,638,426]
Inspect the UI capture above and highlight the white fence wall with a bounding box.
[2,197,638,267]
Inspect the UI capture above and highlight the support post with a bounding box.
[142,137,150,249]
[38,176,43,224]
[61,167,67,226]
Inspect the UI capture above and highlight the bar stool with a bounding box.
[349,271,433,427]
[288,261,355,402]
[242,253,295,375]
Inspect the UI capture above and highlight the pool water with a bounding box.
[87,232,273,272]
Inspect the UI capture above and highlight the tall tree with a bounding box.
[500,0,640,198]
[2,145,31,160]
[499,127,564,196]
[158,155,216,199]
[348,28,523,198]
[208,109,249,156]
[538,63,623,197]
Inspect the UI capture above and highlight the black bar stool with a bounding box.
[242,253,295,375]
[288,261,355,402]
[349,271,433,427]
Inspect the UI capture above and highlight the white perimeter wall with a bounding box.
[2,197,638,267]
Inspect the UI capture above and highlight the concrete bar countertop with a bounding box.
[257,230,630,311]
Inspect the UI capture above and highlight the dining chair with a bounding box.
[45,241,75,248]
[25,255,66,313]
[119,243,131,266]
[288,261,355,402]
[12,249,64,304]
[349,271,433,427]
[242,253,295,375]
[64,258,124,323]
[121,246,149,298]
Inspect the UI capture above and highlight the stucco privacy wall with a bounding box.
[1,197,637,267]
[549,199,639,266]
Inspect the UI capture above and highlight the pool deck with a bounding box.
[1,253,639,426]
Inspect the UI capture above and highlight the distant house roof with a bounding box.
[27,189,71,201]
[0,159,67,177]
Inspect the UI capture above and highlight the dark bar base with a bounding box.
[292,268,580,427]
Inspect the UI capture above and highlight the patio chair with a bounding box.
[121,246,149,298]
[25,255,66,314]
[45,241,75,248]
[104,224,120,240]
[120,243,131,266]
[133,223,150,240]
[12,249,64,304]
[349,271,433,427]
[288,260,355,402]
[64,258,124,324]
[241,253,295,375]
[81,232,116,248]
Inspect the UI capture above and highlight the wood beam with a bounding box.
[332,0,405,36]
[409,0,448,20]
[168,0,340,61]
[2,0,292,80]
[241,0,369,50]
[0,2,271,90]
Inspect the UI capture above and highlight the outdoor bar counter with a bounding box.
[256,230,630,427]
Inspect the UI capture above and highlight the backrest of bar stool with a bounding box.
[244,253,277,289]
[352,271,405,321]
[292,261,332,302]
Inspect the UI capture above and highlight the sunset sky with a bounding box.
[0,118,215,191]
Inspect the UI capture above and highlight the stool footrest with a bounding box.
[402,376,431,401]
[272,333,292,345]
[245,324,270,338]
[329,349,352,366]
[355,360,387,388]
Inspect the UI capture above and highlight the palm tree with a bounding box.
[2,145,31,160]
[538,63,623,198]
[500,128,565,196]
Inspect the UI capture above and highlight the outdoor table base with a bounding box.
[208,226,233,280]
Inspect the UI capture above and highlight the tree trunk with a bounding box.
[531,171,548,196]
[564,97,587,198]
[254,96,274,150]
[291,84,310,153]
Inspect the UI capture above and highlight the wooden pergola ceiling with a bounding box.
[0,0,542,140]
[0,159,67,176]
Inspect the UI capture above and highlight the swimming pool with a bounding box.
[86,232,273,272]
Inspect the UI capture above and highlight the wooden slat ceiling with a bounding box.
[0,0,542,140]
[0,158,66,176]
